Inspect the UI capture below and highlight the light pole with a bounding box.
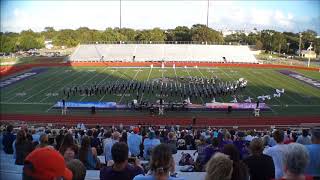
[298,32,302,57]
[307,42,313,67]
[206,0,210,44]
[120,0,122,30]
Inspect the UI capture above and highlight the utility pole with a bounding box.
[206,0,210,44]
[120,0,122,30]
[298,32,302,57]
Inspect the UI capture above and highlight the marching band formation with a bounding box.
[62,76,248,102]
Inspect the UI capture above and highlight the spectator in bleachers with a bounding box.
[36,133,51,148]
[128,127,142,157]
[222,144,249,180]
[279,143,311,180]
[23,147,73,180]
[67,159,87,180]
[2,125,15,154]
[79,136,100,170]
[264,129,287,179]
[15,130,34,165]
[284,131,298,144]
[104,131,120,162]
[167,132,177,154]
[244,138,275,180]
[297,129,312,145]
[59,133,79,162]
[204,138,221,165]
[194,135,209,171]
[143,131,161,160]
[30,128,41,144]
[134,144,184,180]
[120,130,128,144]
[304,128,320,177]
[102,130,112,149]
[184,130,195,150]
[56,129,65,150]
[221,132,233,147]
[205,152,233,180]
[100,142,144,180]
[233,131,249,159]
[91,130,103,155]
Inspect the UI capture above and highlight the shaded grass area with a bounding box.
[0,56,65,65]
[1,66,320,117]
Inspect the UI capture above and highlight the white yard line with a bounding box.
[0,102,52,105]
[118,68,142,104]
[5,69,72,102]
[139,67,153,102]
[2,68,64,101]
[40,69,99,103]
[23,70,83,102]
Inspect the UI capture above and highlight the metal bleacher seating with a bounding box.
[70,43,257,64]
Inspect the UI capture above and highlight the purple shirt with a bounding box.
[204,146,220,164]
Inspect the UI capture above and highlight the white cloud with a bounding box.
[0,1,319,33]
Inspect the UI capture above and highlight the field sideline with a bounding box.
[1,66,320,118]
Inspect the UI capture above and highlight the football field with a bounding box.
[1,66,320,117]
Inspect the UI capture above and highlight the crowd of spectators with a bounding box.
[1,123,319,180]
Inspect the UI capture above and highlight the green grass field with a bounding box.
[1,66,320,117]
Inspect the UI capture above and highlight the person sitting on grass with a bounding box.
[100,142,144,180]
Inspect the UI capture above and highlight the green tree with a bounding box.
[52,29,79,47]
[255,40,263,50]
[191,24,224,43]
[18,29,44,50]
[135,28,166,41]
[0,33,19,53]
[166,26,191,42]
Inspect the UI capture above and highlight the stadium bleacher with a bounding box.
[70,44,257,63]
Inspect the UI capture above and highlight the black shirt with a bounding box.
[100,164,143,180]
[243,154,275,180]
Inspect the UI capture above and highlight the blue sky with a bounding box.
[1,0,319,34]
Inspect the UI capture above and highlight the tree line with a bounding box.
[1,24,319,55]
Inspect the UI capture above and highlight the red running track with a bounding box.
[1,114,319,128]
